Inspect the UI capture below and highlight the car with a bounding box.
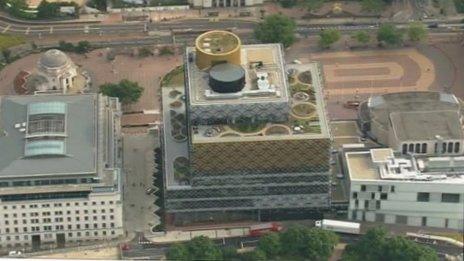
[343,101,360,109]
[427,23,439,28]
[145,187,155,195]
[9,250,23,257]
[336,173,344,179]
[330,159,336,165]
[331,181,337,186]
[293,59,302,64]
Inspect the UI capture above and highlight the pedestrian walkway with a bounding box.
[147,227,251,243]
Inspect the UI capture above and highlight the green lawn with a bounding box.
[162,66,184,88]
[0,34,25,51]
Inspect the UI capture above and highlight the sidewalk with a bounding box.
[147,227,251,243]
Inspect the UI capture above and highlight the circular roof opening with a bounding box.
[209,63,246,93]
[39,49,69,68]
[196,31,241,55]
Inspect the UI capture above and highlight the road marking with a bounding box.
[49,26,53,34]
[2,25,10,33]
[25,27,30,35]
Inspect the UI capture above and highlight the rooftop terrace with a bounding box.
[190,63,331,143]
[186,44,289,105]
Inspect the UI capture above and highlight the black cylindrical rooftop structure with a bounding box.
[208,63,246,93]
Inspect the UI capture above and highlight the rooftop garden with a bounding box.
[198,32,239,54]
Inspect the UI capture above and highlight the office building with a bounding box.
[0,94,124,251]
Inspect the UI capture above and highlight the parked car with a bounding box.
[145,187,155,195]
[8,250,23,257]
[343,101,360,109]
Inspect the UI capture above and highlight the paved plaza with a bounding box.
[0,49,182,129]
[312,48,435,96]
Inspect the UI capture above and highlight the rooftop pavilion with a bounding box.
[346,148,464,183]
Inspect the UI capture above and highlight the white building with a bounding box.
[189,0,263,8]
[35,49,78,94]
[0,94,124,252]
[345,148,464,231]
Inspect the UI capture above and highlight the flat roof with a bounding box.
[364,92,462,142]
[186,44,289,105]
[346,150,464,183]
[390,110,462,141]
[0,94,97,179]
[191,63,331,143]
[346,152,380,180]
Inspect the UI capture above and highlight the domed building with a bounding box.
[35,49,78,93]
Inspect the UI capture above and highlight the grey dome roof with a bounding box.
[39,49,69,68]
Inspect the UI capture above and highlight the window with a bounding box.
[378,186,382,192]
[421,217,427,226]
[402,144,407,154]
[434,143,438,153]
[417,192,430,202]
[352,192,358,199]
[361,185,366,192]
[415,143,420,153]
[364,201,368,209]
[445,219,449,228]
[390,186,395,193]
[409,143,414,152]
[354,199,359,208]
[376,200,381,209]
[380,193,388,200]
[371,193,375,199]
[396,215,407,224]
[442,142,447,153]
[421,143,427,153]
[455,142,460,153]
[448,142,454,153]
[442,193,460,203]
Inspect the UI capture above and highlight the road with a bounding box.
[1,12,464,37]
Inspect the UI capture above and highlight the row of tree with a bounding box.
[254,14,428,49]
[277,0,393,13]
[1,0,77,19]
[166,226,438,261]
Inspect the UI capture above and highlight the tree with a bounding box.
[254,14,296,48]
[158,46,174,56]
[37,0,60,19]
[166,243,189,260]
[280,225,310,256]
[58,40,75,52]
[361,0,385,13]
[88,0,107,11]
[407,22,428,42]
[302,228,339,260]
[318,29,341,48]
[76,41,91,54]
[242,249,266,261]
[278,0,297,8]
[343,227,438,261]
[257,233,281,257]
[99,79,144,104]
[186,236,223,260]
[377,24,403,46]
[305,0,325,11]
[2,49,11,63]
[222,246,238,260]
[351,31,370,46]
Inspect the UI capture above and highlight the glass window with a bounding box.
[361,185,366,192]
[415,143,421,153]
[417,192,430,202]
[421,143,427,153]
[448,142,453,153]
[455,142,460,153]
[402,144,407,154]
[442,193,460,203]
[409,143,414,152]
